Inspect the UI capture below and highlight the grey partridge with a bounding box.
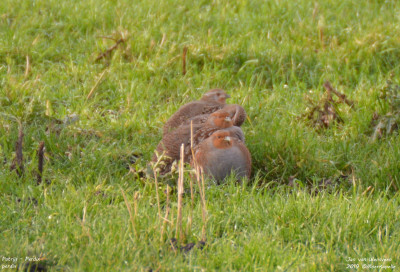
[181,104,247,128]
[222,104,247,127]
[163,89,230,135]
[153,110,243,175]
[189,110,245,155]
[192,130,251,182]
[152,123,203,174]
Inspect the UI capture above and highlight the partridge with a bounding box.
[153,110,243,175]
[181,104,247,128]
[163,89,230,135]
[190,110,245,154]
[222,104,247,127]
[152,123,202,174]
[192,130,251,182]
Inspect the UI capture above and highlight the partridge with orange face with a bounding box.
[181,104,247,128]
[189,110,244,154]
[163,89,230,135]
[221,104,247,127]
[153,110,243,175]
[192,130,251,182]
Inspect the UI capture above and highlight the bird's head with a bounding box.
[212,131,233,149]
[208,110,233,128]
[201,89,230,104]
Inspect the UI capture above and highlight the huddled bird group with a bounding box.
[152,88,251,183]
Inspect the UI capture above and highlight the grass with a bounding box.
[1,0,400,270]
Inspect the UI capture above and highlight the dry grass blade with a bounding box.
[24,55,30,78]
[170,239,177,254]
[176,144,185,242]
[160,33,166,48]
[190,121,195,207]
[134,192,139,217]
[192,134,208,241]
[200,167,207,241]
[187,121,195,236]
[87,69,108,100]
[153,169,161,219]
[45,100,51,116]
[194,164,207,242]
[121,189,137,238]
[80,204,92,240]
[160,185,170,242]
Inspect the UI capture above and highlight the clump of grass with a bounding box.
[371,79,400,140]
[300,81,354,130]
[95,30,130,63]
[10,125,24,177]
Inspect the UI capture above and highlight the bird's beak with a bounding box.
[225,116,232,122]
[225,94,231,98]
[224,136,231,142]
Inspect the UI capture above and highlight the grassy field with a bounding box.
[1,0,400,270]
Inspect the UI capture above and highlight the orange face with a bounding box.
[210,111,233,128]
[212,131,233,149]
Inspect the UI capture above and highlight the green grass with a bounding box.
[1,0,400,270]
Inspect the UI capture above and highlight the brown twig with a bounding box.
[37,141,45,185]
[10,126,24,177]
[323,81,354,107]
[182,46,188,75]
[95,38,126,61]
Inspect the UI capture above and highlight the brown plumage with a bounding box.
[192,130,251,183]
[222,104,247,127]
[152,123,202,174]
[181,104,247,128]
[163,89,230,135]
[153,110,243,175]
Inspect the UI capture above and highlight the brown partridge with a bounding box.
[152,123,203,174]
[153,110,243,175]
[181,104,247,128]
[163,89,230,135]
[189,110,245,155]
[192,130,251,182]
[222,104,247,127]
